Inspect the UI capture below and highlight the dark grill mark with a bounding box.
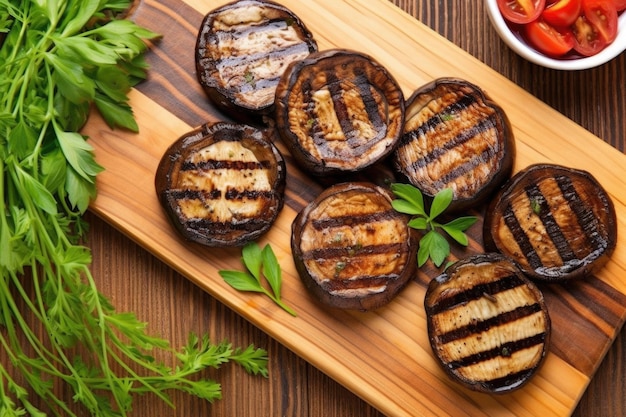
[300,77,321,139]
[214,21,311,60]
[557,174,608,251]
[323,274,399,292]
[430,146,497,190]
[168,189,274,201]
[353,66,385,134]
[481,369,535,393]
[428,273,526,315]
[406,112,498,172]
[503,203,543,270]
[399,92,479,149]
[181,159,270,171]
[168,189,216,200]
[525,183,576,262]
[310,210,398,230]
[309,66,388,155]
[186,217,269,232]
[219,19,293,44]
[301,242,407,262]
[446,333,547,370]
[224,188,273,201]
[325,70,354,141]
[436,304,544,344]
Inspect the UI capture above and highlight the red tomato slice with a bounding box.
[582,0,619,43]
[497,0,547,24]
[525,19,576,55]
[612,0,626,11]
[570,14,607,55]
[543,0,583,26]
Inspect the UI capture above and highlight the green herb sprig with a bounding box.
[0,0,268,415]
[391,184,478,268]
[220,242,297,317]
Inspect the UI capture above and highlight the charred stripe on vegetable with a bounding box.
[425,254,550,393]
[301,242,408,261]
[181,159,274,171]
[484,163,617,281]
[436,304,545,344]
[557,174,611,251]
[167,188,276,201]
[394,78,514,212]
[195,0,318,118]
[524,182,578,262]
[502,173,611,271]
[427,272,527,314]
[429,146,499,191]
[186,217,275,231]
[446,333,548,369]
[503,203,544,270]
[310,209,399,230]
[403,113,500,170]
[323,68,386,143]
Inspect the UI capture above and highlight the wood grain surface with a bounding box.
[83,0,626,415]
[5,0,626,416]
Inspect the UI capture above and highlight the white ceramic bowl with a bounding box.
[485,0,626,70]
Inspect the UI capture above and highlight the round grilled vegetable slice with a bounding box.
[483,163,617,282]
[275,49,405,176]
[425,253,551,394]
[291,182,417,311]
[393,78,515,212]
[195,0,317,121]
[155,121,286,247]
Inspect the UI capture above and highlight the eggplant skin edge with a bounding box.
[275,48,406,177]
[483,163,618,282]
[194,0,318,123]
[154,121,286,247]
[394,77,516,213]
[290,182,417,311]
[424,253,551,394]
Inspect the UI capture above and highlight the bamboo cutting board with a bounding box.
[83,0,626,416]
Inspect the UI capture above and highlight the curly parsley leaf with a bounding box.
[0,1,266,414]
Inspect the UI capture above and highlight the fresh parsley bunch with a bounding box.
[391,183,478,268]
[0,1,268,415]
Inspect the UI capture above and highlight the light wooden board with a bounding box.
[83,0,626,415]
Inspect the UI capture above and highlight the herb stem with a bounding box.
[1,2,269,414]
[267,293,298,317]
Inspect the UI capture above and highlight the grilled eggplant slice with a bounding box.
[425,253,551,394]
[155,121,286,247]
[195,0,317,121]
[483,163,617,282]
[291,182,417,311]
[393,77,515,212]
[275,49,405,176]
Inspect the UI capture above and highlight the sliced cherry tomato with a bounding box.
[612,0,626,11]
[525,19,576,55]
[497,0,547,24]
[570,14,607,55]
[582,0,619,43]
[543,0,583,26]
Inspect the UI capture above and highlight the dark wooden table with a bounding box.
[86,1,625,416]
[11,0,626,416]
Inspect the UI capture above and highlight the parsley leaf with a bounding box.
[0,1,266,414]
[220,242,297,317]
[391,184,478,268]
